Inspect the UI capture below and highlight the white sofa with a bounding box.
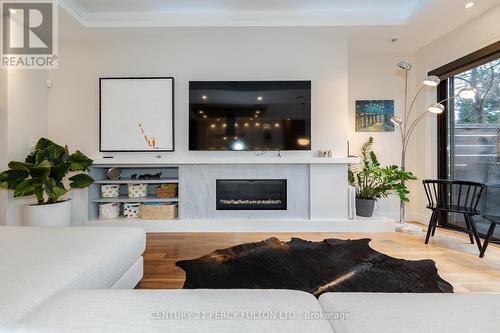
[0,226,145,328]
[12,289,334,333]
[10,290,500,333]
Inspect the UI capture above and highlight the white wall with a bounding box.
[409,6,500,224]
[48,28,348,160]
[4,70,48,225]
[348,51,421,219]
[0,70,7,225]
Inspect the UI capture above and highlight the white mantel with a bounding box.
[91,156,359,166]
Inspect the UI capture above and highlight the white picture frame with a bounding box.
[99,77,175,152]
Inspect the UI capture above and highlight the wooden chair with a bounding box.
[422,179,485,254]
[479,216,500,258]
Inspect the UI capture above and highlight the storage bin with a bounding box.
[140,203,177,220]
[99,203,120,219]
[123,203,141,218]
[155,184,177,198]
[101,184,120,198]
[127,184,148,198]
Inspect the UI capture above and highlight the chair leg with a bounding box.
[465,215,482,253]
[431,219,438,236]
[464,214,475,244]
[480,223,497,258]
[425,211,438,244]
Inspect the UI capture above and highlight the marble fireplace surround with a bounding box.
[181,164,309,219]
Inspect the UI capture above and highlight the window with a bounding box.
[432,42,500,239]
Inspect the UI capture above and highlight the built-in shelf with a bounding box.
[89,165,180,220]
[92,196,179,203]
[94,178,178,184]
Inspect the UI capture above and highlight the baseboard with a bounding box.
[85,216,396,233]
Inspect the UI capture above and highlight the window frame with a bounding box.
[430,41,500,230]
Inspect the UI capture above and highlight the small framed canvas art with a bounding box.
[355,100,395,132]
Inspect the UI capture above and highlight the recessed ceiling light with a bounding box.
[257,96,263,101]
[465,2,474,9]
[198,110,204,114]
[202,115,207,119]
[202,95,207,100]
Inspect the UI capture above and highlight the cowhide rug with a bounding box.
[176,237,453,297]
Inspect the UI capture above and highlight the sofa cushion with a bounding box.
[319,292,500,333]
[14,289,334,333]
[0,226,145,327]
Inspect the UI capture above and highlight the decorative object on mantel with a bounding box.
[348,137,416,217]
[0,138,94,226]
[177,237,453,297]
[355,100,395,132]
[391,60,477,233]
[318,150,333,158]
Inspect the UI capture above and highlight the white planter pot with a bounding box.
[22,199,72,227]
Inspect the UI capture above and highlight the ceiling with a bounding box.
[60,0,428,26]
[58,0,500,51]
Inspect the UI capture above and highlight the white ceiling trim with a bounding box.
[59,0,86,25]
[59,0,421,28]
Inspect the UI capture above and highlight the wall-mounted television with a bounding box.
[189,81,311,151]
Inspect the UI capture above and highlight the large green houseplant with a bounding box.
[0,138,94,226]
[348,137,416,217]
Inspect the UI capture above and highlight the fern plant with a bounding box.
[348,137,416,202]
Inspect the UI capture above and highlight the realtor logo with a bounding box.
[1,0,58,69]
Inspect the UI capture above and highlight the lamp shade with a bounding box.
[397,61,412,70]
[428,103,445,114]
[390,116,403,127]
[423,75,440,87]
[458,86,477,99]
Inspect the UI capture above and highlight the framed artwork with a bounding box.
[355,100,395,132]
[99,77,175,152]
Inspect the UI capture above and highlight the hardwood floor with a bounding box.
[138,225,500,293]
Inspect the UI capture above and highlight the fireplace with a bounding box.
[216,179,287,210]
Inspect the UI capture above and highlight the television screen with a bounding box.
[189,81,311,151]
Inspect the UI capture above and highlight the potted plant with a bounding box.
[348,137,416,217]
[0,138,94,226]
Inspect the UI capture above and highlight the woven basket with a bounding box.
[140,204,177,220]
[155,184,177,198]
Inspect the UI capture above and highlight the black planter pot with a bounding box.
[356,198,376,217]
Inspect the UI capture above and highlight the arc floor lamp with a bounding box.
[392,60,477,233]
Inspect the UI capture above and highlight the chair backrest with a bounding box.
[422,179,485,212]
